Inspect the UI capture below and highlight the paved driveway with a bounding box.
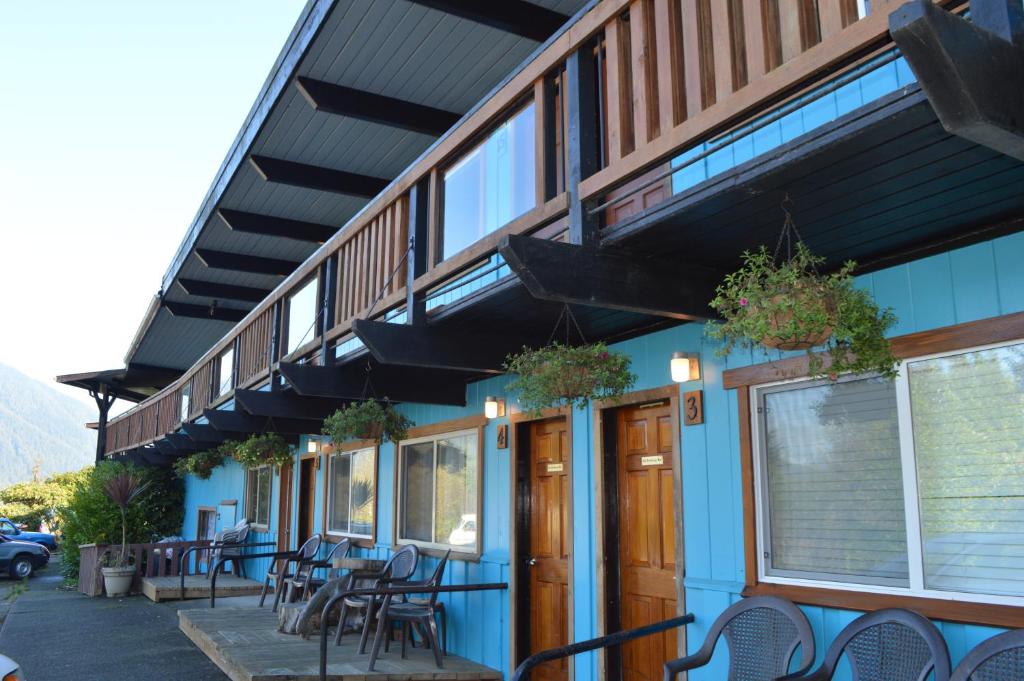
[0,562,230,681]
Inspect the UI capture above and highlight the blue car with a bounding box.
[0,518,58,551]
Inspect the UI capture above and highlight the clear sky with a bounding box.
[0,0,308,411]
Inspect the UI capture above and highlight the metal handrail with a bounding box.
[178,541,277,601]
[319,581,509,681]
[207,547,307,607]
[510,613,695,681]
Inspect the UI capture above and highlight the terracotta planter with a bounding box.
[548,364,598,400]
[759,291,834,351]
[357,423,384,442]
[101,565,135,598]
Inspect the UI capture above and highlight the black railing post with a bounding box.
[565,41,601,246]
[406,176,431,325]
[321,255,337,365]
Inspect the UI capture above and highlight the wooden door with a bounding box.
[277,464,293,552]
[616,402,681,681]
[297,457,316,543]
[528,418,570,681]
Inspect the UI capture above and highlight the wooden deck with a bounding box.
[179,606,502,681]
[142,575,263,602]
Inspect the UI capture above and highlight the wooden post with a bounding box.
[91,386,115,464]
[406,178,431,325]
[320,256,337,365]
[269,301,282,391]
[565,43,601,246]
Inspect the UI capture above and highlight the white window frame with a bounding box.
[751,337,1024,608]
[285,277,319,356]
[396,427,481,554]
[180,382,191,423]
[215,347,234,399]
[856,0,870,19]
[245,465,272,531]
[325,446,376,541]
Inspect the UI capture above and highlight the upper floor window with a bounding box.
[215,347,234,398]
[245,465,272,529]
[856,0,870,18]
[286,277,318,356]
[442,102,535,261]
[326,446,376,540]
[753,340,1024,605]
[180,382,191,422]
[397,428,480,554]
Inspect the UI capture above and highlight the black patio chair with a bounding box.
[284,538,351,604]
[367,550,451,671]
[797,608,951,681]
[333,544,419,654]
[663,596,815,681]
[950,628,1024,681]
[259,534,322,612]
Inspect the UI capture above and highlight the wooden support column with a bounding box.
[91,386,115,463]
[565,43,601,246]
[406,178,431,325]
[320,255,337,365]
[269,300,283,391]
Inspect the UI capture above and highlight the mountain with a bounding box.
[0,362,96,488]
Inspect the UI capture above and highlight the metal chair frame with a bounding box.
[950,628,1024,681]
[259,534,323,612]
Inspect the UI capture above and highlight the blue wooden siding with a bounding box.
[176,230,1024,679]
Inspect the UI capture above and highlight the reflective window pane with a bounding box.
[443,103,535,260]
[287,278,318,355]
[401,442,435,542]
[762,377,908,585]
[435,434,478,548]
[180,384,191,422]
[909,343,1024,597]
[350,449,375,537]
[328,454,351,534]
[217,348,234,397]
[248,466,271,527]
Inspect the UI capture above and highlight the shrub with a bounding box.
[59,462,184,578]
[233,433,292,469]
[505,342,636,414]
[322,399,414,446]
[173,442,234,480]
[0,468,91,532]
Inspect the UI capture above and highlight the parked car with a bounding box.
[0,535,49,579]
[0,517,58,551]
[0,653,23,680]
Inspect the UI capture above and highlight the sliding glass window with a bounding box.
[286,278,318,356]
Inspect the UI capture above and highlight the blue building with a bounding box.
[61,0,1024,679]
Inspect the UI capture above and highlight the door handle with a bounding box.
[527,558,537,566]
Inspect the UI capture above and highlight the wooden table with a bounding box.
[332,556,386,571]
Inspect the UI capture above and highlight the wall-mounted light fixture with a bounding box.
[484,396,506,419]
[670,352,701,382]
[307,438,319,453]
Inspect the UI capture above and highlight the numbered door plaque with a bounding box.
[683,390,704,426]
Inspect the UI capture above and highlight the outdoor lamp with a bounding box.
[307,438,319,453]
[670,352,700,382]
[484,396,505,419]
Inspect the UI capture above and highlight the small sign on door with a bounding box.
[641,455,664,466]
[546,462,564,472]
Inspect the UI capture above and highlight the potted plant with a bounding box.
[233,433,293,469]
[100,471,149,598]
[172,441,234,480]
[505,342,637,415]
[322,399,413,447]
[706,242,899,379]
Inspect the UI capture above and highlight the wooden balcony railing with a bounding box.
[102,0,928,455]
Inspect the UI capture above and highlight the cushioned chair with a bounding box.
[797,608,951,681]
[259,534,322,612]
[367,550,451,671]
[334,544,419,654]
[951,629,1024,681]
[663,596,815,681]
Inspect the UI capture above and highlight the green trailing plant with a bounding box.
[172,442,234,480]
[60,462,183,579]
[706,242,899,379]
[505,342,637,414]
[233,433,293,469]
[101,471,150,568]
[322,399,414,446]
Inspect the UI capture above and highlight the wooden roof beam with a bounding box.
[233,389,350,421]
[295,77,462,136]
[202,409,313,440]
[163,301,248,324]
[217,208,336,244]
[249,155,390,198]
[352,319,542,374]
[890,1,1024,162]
[407,0,570,42]
[279,361,467,406]
[177,278,271,303]
[195,248,300,276]
[498,234,720,320]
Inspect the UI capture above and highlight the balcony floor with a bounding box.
[179,606,502,681]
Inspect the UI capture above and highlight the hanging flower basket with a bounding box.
[706,242,899,379]
[233,433,293,469]
[505,342,637,414]
[172,442,234,480]
[322,399,413,447]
